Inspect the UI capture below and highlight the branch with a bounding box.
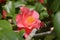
[25,27,54,40]
[34,27,54,36]
[34,31,52,37]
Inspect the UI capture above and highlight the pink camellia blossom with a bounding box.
[39,0,44,4]
[2,10,7,19]
[16,6,44,38]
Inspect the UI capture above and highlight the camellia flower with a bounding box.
[2,10,7,19]
[0,0,6,5]
[16,6,44,38]
[0,0,6,3]
[39,0,44,4]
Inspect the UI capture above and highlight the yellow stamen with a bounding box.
[27,16,35,25]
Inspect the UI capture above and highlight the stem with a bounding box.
[25,27,54,40]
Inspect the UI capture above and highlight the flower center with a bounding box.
[27,16,35,25]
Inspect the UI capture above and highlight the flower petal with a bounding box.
[31,10,39,19]
[24,33,28,38]
[16,14,22,23]
[16,21,24,28]
[20,6,29,13]
[20,6,29,17]
[31,20,41,29]
[39,0,44,4]
[2,10,7,19]
[25,27,33,35]
[16,14,24,28]
[24,26,34,38]
[18,27,23,30]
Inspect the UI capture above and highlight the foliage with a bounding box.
[0,0,60,40]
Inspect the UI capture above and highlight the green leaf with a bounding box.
[14,0,25,8]
[53,11,60,40]
[27,5,35,10]
[44,0,47,4]
[18,29,25,40]
[4,1,15,17]
[40,11,49,20]
[35,3,45,13]
[0,20,18,40]
[47,0,60,13]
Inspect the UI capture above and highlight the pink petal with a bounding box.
[2,10,7,19]
[16,14,22,23]
[20,6,29,13]
[25,27,33,35]
[31,20,41,29]
[40,22,45,28]
[16,14,24,28]
[16,21,24,28]
[31,10,39,19]
[24,33,28,38]
[18,27,23,30]
[20,6,29,17]
[39,0,44,4]
[24,27,34,38]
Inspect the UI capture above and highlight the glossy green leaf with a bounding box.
[14,0,25,8]
[53,11,60,40]
[35,3,45,13]
[40,11,49,20]
[27,5,35,10]
[0,20,18,40]
[4,1,15,17]
[18,29,25,40]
